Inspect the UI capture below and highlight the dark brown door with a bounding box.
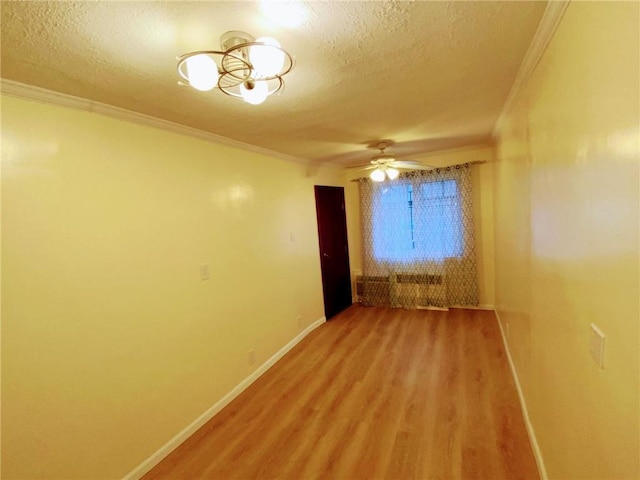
[314,185,352,319]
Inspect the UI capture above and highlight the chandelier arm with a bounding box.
[177,50,227,61]
[223,41,294,81]
[176,50,252,85]
[271,77,285,95]
[218,76,284,99]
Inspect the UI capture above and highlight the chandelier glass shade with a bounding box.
[177,31,294,105]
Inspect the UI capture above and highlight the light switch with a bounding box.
[589,323,605,369]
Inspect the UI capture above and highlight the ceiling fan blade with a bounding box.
[354,165,378,171]
[391,161,434,170]
[391,160,422,166]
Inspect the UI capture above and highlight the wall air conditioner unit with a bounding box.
[355,275,390,305]
[395,274,446,308]
[355,274,445,307]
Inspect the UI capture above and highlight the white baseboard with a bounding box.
[123,316,326,480]
[476,304,496,311]
[494,310,548,480]
[448,304,496,311]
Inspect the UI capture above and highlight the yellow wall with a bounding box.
[1,95,344,479]
[344,146,496,307]
[493,2,639,478]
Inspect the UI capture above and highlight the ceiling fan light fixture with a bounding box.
[370,168,386,182]
[356,141,432,179]
[386,167,399,180]
[177,31,294,104]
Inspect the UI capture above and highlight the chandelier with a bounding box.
[177,31,294,105]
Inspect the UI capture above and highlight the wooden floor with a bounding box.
[144,305,539,480]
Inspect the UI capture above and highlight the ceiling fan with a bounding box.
[356,142,433,181]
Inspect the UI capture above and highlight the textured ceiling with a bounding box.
[1,1,547,166]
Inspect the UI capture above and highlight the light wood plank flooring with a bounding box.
[144,305,539,479]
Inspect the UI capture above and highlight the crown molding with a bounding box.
[493,0,571,136]
[416,142,495,159]
[0,79,310,165]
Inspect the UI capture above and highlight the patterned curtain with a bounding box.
[358,162,480,309]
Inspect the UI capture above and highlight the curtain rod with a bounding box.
[350,159,488,182]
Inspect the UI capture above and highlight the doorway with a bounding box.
[314,185,352,320]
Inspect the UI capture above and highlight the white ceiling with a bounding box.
[0,1,547,166]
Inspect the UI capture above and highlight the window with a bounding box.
[359,164,479,308]
[372,179,463,263]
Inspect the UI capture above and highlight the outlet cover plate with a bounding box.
[200,263,210,281]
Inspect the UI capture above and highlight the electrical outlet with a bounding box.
[248,349,256,366]
[297,315,302,328]
[589,324,605,368]
[199,263,210,281]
